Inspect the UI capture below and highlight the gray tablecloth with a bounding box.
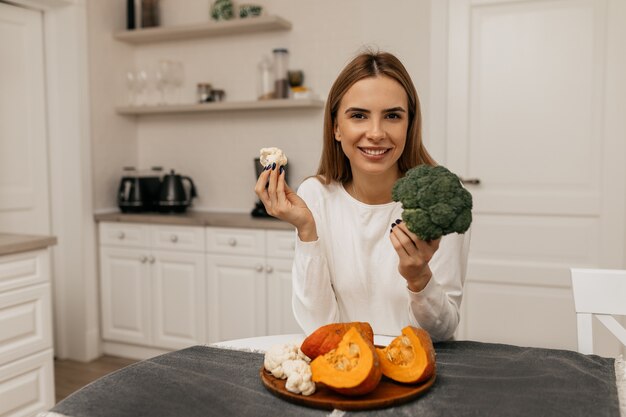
[50,341,621,417]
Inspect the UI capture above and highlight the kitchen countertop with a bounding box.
[0,233,57,256]
[94,211,295,231]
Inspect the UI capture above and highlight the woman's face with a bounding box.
[334,75,409,180]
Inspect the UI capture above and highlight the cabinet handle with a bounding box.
[265,265,274,273]
[228,238,237,247]
[170,234,178,243]
[255,264,264,272]
[148,255,155,264]
[140,255,148,263]
[118,231,125,240]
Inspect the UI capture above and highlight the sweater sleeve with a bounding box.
[291,179,339,335]
[406,229,471,341]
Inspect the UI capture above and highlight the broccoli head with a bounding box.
[392,165,473,241]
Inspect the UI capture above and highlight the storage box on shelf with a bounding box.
[99,222,206,357]
[205,227,300,343]
[0,249,55,416]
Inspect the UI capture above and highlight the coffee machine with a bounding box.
[117,166,164,213]
[251,157,288,218]
[117,167,143,213]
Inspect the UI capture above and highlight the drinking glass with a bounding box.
[135,69,149,106]
[125,70,137,106]
[170,61,185,104]
[154,61,171,105]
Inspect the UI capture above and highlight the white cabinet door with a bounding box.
[206,254,267,343]
[152,250,206,350]
[100,247,151,345]
[266,257,301,335]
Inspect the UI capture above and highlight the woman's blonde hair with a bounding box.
[316,50,436,184]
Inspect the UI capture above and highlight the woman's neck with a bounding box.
[350,170,401,205]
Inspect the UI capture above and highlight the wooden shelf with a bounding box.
[116,98,325,115]
[114,15,292,44]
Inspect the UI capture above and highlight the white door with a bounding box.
[0,3,50,235]
[447,0,626,356]
[206,254,267,343]
[266,257,302,335]
[152,250,206,350]
[100,247,152,345]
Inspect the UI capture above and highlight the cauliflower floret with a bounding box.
[297,347,311,363]
[282,359,316,396]
[259,147,288,168]
[263,343,301,379]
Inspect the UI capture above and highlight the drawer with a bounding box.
[266,230,295,259]
[100,222,150,248]
[151,225,205,252]
[0,250,49,293]
[0,349,55,416]
[206,227,265,256]
[0,284,52,366]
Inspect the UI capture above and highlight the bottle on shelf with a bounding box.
[272,48,289,99]
[126,0,160,30]
[126,0,136,30]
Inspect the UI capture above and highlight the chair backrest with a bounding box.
[570,268,626,354]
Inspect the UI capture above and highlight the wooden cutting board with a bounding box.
[260,367,436,411]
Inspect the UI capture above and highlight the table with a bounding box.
[44,336,625,417]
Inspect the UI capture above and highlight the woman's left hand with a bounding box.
[389,221,441,292]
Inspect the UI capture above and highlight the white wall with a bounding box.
[88,0,433,212]
[87,0,140,210]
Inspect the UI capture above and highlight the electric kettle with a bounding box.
[158,169,197,213]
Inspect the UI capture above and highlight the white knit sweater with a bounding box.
[292,177,471,341]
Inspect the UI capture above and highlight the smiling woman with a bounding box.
[254,50,470,342]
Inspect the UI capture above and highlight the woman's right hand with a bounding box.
[254,164,318,241]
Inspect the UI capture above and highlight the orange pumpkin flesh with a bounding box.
[301,322,374,359]
[310,327,382,396]
[376,326,436,384]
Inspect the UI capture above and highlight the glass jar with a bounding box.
[257,55,274,100]
[272,48,289,99]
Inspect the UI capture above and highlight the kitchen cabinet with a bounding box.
[0,249,55,416]
[98,221,299,359]
[205,227,301,343]
[99,222,206,352]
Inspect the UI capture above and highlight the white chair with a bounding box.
[570,268,626,354]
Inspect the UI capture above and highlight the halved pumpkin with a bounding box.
[301,322,374,360]
[310,326,382,396]
[376,326,436,384]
